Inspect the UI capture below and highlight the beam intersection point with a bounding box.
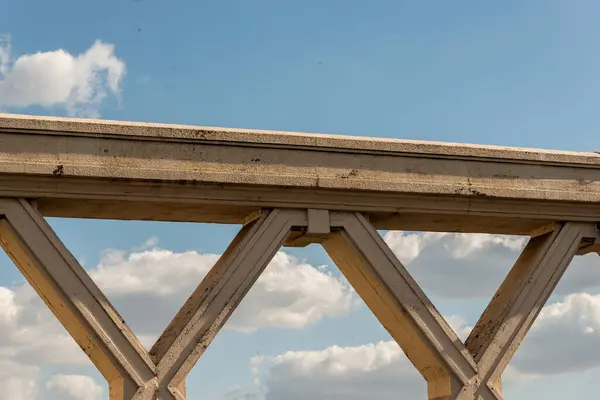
[1,199,597,399]
[1,114,600,399]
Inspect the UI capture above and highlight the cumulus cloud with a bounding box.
[230,252,355,333]
[46,375,103,400]
[512,292,600,375]
[254,341,424,400]
[0,284,88,367]
[444,314,472,341]
[0,359,38,400]
[383,231,524,298]
[0,230,599,399]
[0,284,99,398]
[248,295,600,400]
[383,231,600,298]
[89,243,355,338]
[0,35,125,117]
[0,237,354,399]
[250,339,535,400]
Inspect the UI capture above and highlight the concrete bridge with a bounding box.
[1,113,599,399]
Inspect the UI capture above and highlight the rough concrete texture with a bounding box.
[3,113,600,234]
[1,114,600,399]
[2,112,600,164]
[1,201,597,399]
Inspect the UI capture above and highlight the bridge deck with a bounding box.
[2,113,600,234]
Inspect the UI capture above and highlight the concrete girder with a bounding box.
[1,114,600,399]
[4,113,600,235]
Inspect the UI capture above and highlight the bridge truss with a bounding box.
[1,114,599,399]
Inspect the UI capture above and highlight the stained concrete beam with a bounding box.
[3,113,600,234]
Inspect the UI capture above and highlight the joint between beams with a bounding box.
[284,209,331,247]
[28,199,39,210]
[307,209,330,235]
[241,209,267,227]
[576,222,600,256]
[529,222,558,238]
[530,222,600,256]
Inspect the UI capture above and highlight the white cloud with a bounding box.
[0,284,89,367]
[89,243,355,337]
[224,385,260,400]
[90,248,221,297]
[0,231,599,399]
[512,292,600,375]
[250,339,535,400]
[229,252,355,333]
[444,314,472,341]
[0,237,355,399]
[383,231,600,298]
[0,35,125,117]
[45,375,103,400]
[253,341,424,400]
[0,359,38,400]
[0,286,19,323]
[246,291,600,400]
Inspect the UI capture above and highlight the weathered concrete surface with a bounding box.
[1,114,600,399]
[2,113,600,234]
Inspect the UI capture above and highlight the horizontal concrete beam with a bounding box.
[2,113,600,234]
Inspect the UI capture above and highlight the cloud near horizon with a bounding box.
[0,231,599,399]
[0,236,356,399]
[247,291,600,399]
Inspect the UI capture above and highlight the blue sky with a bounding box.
[4,0,600,149]
[2,1,600,399]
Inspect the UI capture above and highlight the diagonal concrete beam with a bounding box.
[1,196,596,399]
[321,213,594,400]
[321,212,500,400]
[0,201,315,399]
[149,208,304,397]
[0,199,157,399]
[466,223,589,396]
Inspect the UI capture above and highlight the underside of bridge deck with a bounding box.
[1,113,599,399]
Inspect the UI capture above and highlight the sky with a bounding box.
[1,1,600,399]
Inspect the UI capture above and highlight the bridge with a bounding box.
[1,113,599,399]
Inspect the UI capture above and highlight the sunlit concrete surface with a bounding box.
[1,114,598,399]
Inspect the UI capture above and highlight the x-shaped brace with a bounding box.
[0,197,597,399]
[321,213,596,400]
[0,199,309,399]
